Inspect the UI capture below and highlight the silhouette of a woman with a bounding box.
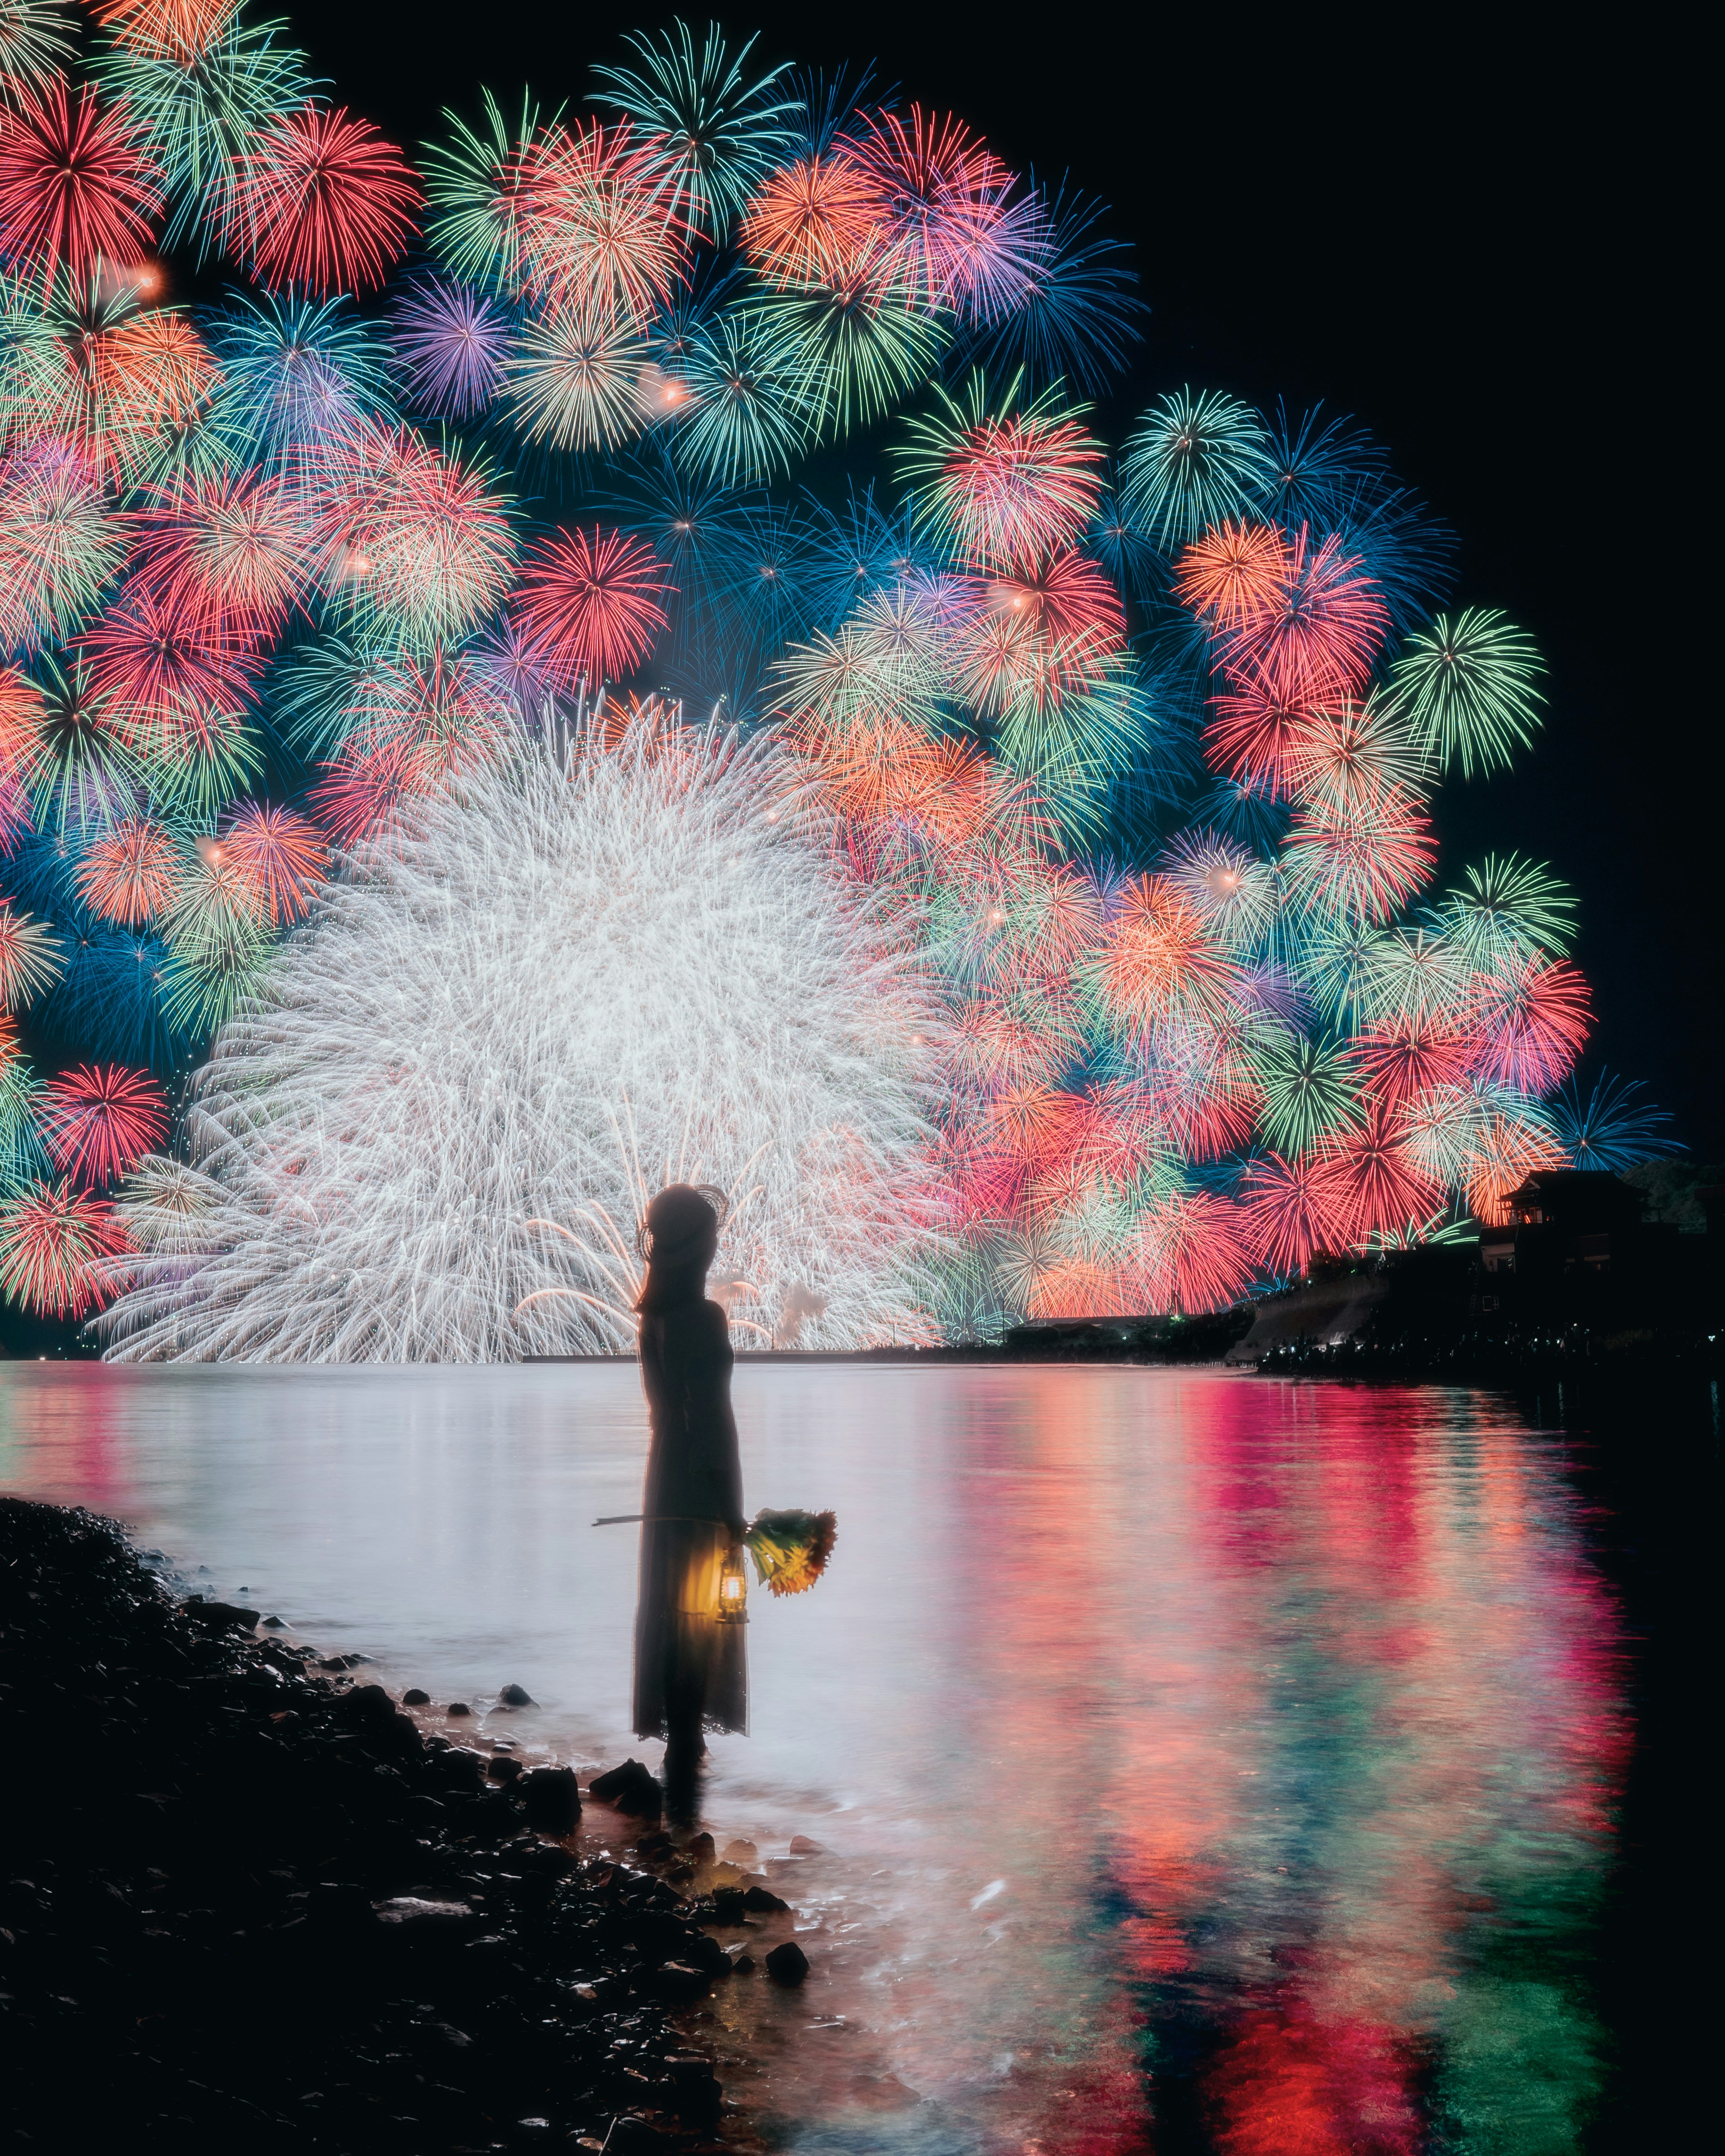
[632,1184,747,1803]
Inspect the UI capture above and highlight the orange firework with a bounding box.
[219,803,328,925]
[1174,519,1289,632]
[1090,874,1234,1041]
[74,816,177,926]
[739,152,888,287]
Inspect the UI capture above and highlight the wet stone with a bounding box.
[402,1688,431,1706]
[497,1683,535,1708]
[765,1940,810,1985]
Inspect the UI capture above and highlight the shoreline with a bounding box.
[0,1498,810,2153]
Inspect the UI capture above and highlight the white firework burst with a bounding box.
[97,710,942,1361]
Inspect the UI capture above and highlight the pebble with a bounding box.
[765,1940,810,1985]
[402,1688,430,1706]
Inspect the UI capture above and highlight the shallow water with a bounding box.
[0,1362,1631,2153]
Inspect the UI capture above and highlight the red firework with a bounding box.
[217,802,328,924]
[0,80,162,291]
[1174,520,1290,633]
[1215,525,1389,708]
[229,104,420,297]
[1311,1104,1442,1244]
[80,586,264,754]
[132,467,314,636]
[937,412,1106,574]
[1131,1188,1253,1315]
[40,1062,168,1186]
[849,105,1014,310]
[1090,874,1235,1042]
[510,526,671,692]
[1349,1015,1473,1104]
[73,816,177,926]
[1203,667,1311,797]
[0,1178,129,1319]
[1242,1151,1345,1278]
[1464,954,1592,1093]
[739,152,888,287]
[310,733,421,846]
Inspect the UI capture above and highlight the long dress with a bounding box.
[632,1296,748,1740]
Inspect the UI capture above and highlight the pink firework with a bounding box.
[1311,1104,1443,1243]
[218,803,328,924]
[0,1178,129,1319]
[849,106,1014,311]
[510,525,671,693]
[1464,954,1592,1092]
[1242,1151,1345,1278]
[934,411,1106,574]
[1130,1188,1254,1315]
[80,586,264,755]
[1282,784,1438,928]
[1148,1014,1265,1161]
[0,79,162,291]
[132,467,315,638]
[229,104,420,296]
[0,664,39,849]
[1203,667,1310,797]
[1349,1015,1473,1104]
[73,816,177,925]
[1216,526,1389,708]
[40,1062,168,1186]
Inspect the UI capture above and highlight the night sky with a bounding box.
[288,1,1716,1155]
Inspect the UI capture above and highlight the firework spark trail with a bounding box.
[98,711,943,1359]
[0,4,1663,1334]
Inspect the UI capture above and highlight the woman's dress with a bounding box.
[632,1297,748,1739]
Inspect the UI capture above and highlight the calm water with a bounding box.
[0,1362,1634,2154]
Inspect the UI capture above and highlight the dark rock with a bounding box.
[730,1953,756,1973]
[684,1831,715,1865]
[497,1683,535,1707]
[765,1940,809,1985]
[333,1683,398,1728]
[709,1888,747,1925]
[307,1882,376,1933]
[178,1598,258,1632]
[654,1959,712,2000]
[789,1834,825,1856]
[742,1884,789,1914]
[402,1688,430,1706]
[317,1652,364,1671]
[487,1755,524,1782]
[260,1615,285,1629]
[447,1701,472,1716]
[587,1759,663,1819]
[520,1766,580,1833]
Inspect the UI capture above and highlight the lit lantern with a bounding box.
[716,1550,749,1626]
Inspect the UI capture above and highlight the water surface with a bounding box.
[0,1363,1628,2153]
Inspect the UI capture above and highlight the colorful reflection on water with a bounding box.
[0,1364,1628,2152]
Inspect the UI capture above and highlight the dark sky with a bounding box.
[291,0,1717,1154]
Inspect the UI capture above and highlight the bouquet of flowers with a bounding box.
[745,1509,838,1597]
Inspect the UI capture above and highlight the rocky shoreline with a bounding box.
[0,1498,808,2152]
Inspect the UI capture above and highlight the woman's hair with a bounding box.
[634,1183,728,1313]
